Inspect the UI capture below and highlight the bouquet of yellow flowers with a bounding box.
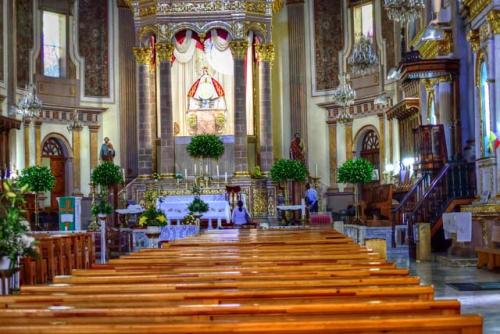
[138,207,167,227]
[182,214,197,225]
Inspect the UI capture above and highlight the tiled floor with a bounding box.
[389,250,500,334]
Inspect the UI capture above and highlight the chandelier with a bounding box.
[384,0,425,23]
[332,74,356,123]
[67,110,83,132]
[348,34,379,76]
[16,83,42,118]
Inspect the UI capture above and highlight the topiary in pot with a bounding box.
[270,159,308,204]
[186,134,225,160]
[91,162,124,189]
[337,158,374,221]
[18,166,55,229]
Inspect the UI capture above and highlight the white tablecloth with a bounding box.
[157,195,231,226]
[442,212,472,242]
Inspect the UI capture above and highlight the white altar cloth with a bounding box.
[442,212,472,242]
[157,195,231,228]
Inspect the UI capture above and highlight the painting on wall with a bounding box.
[78,0,109,97]
[312,0,343,94]
[16,0,33,89]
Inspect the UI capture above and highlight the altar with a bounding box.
[156,194,231,229]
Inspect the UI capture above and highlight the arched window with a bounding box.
[479,60,492,157]
[42,138,64,157]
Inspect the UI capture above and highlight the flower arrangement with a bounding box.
[270,159,308,183]
[91,196,113,217]
[151,172,161,181]
[138,207,168,227]
[0,180,38,269]
[188,197,209,214]
[91,162,124,188]
[186,134,225,160]
[337,158,374,185]
[251,166,263,179]
[182,214,197,225]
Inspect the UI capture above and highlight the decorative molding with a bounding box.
[255,44,275,63]
[155,43,174,63]
[387,98,420,121]
[133,47,152,65]
[487,10,500,34]
[463,0,491,22]
[229,40,249,60]
[39,104,105,125]
[479,20,491,42]
[417,30,453,59]
[320,96,391,122]
[466,29,480,52]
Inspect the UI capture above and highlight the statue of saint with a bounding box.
[100,137,115,162]
[289,132,305,163]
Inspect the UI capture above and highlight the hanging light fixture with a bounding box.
[383,0,425,23]
[16,83,43,118]
[67,110,83,132]
[348,34,379,76]
[332,74,356,123]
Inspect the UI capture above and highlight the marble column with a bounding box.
[328,121,338,188]
[345,121,353,161]
[388,118,394,163]
[72,126,83,196]
[255,44,275,172]
[34,119,42,166]
[230,40,249,176]
[23,118,31,168]
[156,43,175,178]
[88,124,100,169]
[378,113,385,174]
[133,47,154,177]
[287,0,308,149]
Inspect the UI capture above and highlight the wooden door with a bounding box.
[50,157,66,209]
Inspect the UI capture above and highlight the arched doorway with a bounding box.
[360,130,380,172]
[41,136,70,209]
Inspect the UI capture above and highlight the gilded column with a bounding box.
[156,43,176,178]
[23,118,31,168]
[255,44,275,172]
[345,121,353,161]
[34,119,42,166]
[328,121,338,188]
[287,0,308,150]
[133,47,154,177]
[378,113,385,174]
[88,124,100,170]
[72,125,83,196]
[230,40,249,176]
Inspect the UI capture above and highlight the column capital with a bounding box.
[71,125,83,132]
[229,40,249,60]
[466,29,480,52]
[487,10,500,34]
[155,43,175,63]
[88,124,100,133]
[255,44,275,64]
[33,119,43,127]
[23,118,31,126]
[132,47,152,65]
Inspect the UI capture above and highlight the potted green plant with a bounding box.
[188,197,209,215]
[91,196,113,220]
[91,162,124,190]
[138,207,168,235]
[337,158,374,221]
[187,134,224,177]
[0,180,37,294]
[17,166,55,229]
[270,159,308,204]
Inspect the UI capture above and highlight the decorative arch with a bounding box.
[41,133,73,158]
[169,23,234,43]
[353,124,380,156]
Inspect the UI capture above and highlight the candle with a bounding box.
[224,172,228,183]
[315,164,318,177]
[194,164,197,176]
[184,169,188,179]
[216,165,220,178]
[205,165,208,175]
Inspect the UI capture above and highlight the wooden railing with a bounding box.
[405,162,476,258]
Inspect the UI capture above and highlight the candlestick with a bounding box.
[315,164,318,178]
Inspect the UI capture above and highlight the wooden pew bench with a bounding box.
[476,247,500,271]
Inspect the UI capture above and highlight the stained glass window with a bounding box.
[480,61,492,157]
[353,3,373,39]
[42,11,66,78]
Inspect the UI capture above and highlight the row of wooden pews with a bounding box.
[0,228,482,333]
